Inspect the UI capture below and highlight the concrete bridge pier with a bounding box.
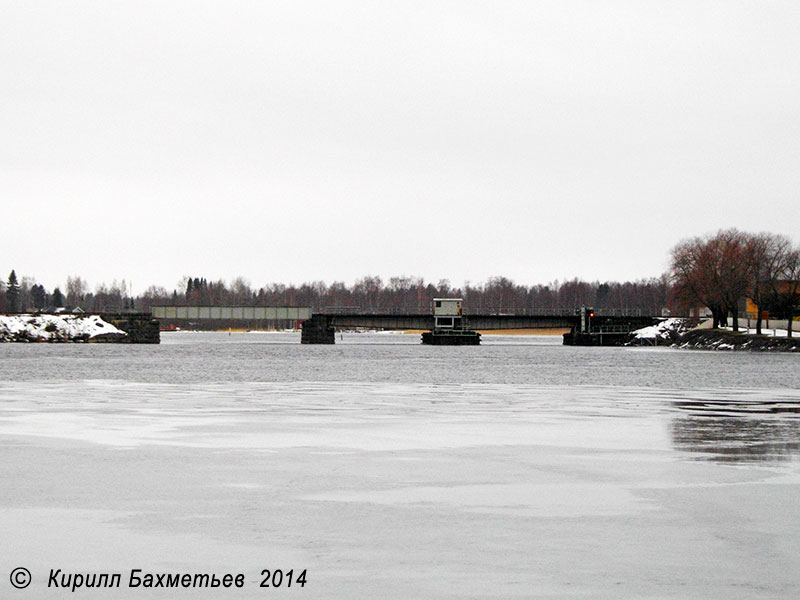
[301,315,335,344]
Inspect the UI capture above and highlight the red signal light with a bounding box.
[589,312,595,318]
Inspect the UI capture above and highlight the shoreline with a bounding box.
[675,329,800,352]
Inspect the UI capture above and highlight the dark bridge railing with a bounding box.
[319,307,647,317]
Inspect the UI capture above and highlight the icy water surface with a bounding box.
[2,332,800,598]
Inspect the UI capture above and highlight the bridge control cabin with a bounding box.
[432,298,463,329]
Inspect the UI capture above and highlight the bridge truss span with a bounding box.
[300,311,658,345]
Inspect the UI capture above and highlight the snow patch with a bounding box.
[629,318,692,343]
[0,314,126,342]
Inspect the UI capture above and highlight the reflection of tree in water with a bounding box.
[671,400,800,463]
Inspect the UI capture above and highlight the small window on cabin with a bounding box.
[435,301,441,307]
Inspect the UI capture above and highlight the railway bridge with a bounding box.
[149,304,659,346]
[301,308,658,346]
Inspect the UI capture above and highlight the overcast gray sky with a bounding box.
[2,1,799,294]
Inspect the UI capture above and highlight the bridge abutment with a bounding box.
[102,313,160,343]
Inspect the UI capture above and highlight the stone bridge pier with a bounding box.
[300,315,336,344]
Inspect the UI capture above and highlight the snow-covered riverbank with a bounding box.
[675,329,800,351]
[0,314,126,342]
[626,318,694,345]
[629,319,800,351]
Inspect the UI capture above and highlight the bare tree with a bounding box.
[745,233,792,335]
[774,246,800,338]
[671,230,753,331]
[353,276,382,311]
[230,277,253,305]
[138,285,170,311]
[20,276,35,312]
[66,275,89,307]
[671,236,725,327]
[715,229,750,332]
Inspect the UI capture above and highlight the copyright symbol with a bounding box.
[10,567,31,589]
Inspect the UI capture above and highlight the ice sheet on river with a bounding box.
[3,381,800,598]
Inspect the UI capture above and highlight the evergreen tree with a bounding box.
[6,270,20,313]
[51,287,65,308]
[31,284,47,310]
